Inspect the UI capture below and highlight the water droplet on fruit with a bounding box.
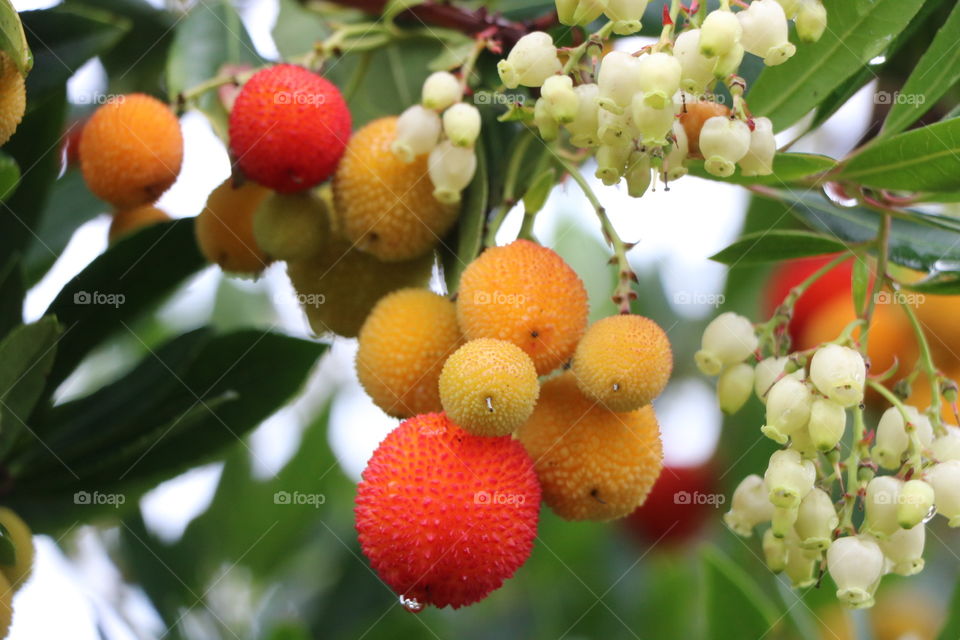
[922,504,937,525]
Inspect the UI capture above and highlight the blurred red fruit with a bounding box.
[763,254,853,348]
[623,464,717,545]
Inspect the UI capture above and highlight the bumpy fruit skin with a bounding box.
[356,289,463,418]
[287,238,433,338]
[0,572,11,637]
[679,101,731,157]
[109,204,171,244]
[457,240,589,375]
[517,373,664,521]
[572,314,673,411]
[0,508,33,592]
[0,52,25,146]
[333,117,458,261]
[355,413,541,609]
[439,338,540,437]
[229,64,350,193]
[79,94,183,208]
[252,191,329,261]
[195,178,271,275]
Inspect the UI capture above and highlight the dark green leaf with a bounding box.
[748,0,926,131]
[0,523,14,566]
[710,230,847,265]
[272,0,332,60]
[701,545,781,640]
[20,5,129,102]
[0,0,29,74]
[441,135,488,293]
[902,273,960,294]
[0,257,23,340]
[687,153,836,186]
[44,218,206,389]
[166,0,263,137]
[852,257,870,316]
[938,578,960,640]
[838,118,960,192]
[882,2,960,136]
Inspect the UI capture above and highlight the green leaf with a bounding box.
[710,230,847,265]
[687,153,836,186]
[0,257,23,340]
[166,0,263,138]
[0,523,14,567]
[903,274,960,294]
[0,0,30,74]
[748,0,926,131]
[0,317,62,456]
[44,218,206,389]
[441,135,488,293]
[272,0,332,60]
[838,119,960,192]
[852,257,870,316]
[882,2,960,136]
[20,5,129,102]
[938,578,960,640]
[701,545,781,640]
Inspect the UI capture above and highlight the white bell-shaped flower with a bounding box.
[763,528,788,572]
[789,424,819,459]
[421,71,462,111]
[879,525,925,576]
[699,9,742,58]
[809,344,866,408]
[724,474,775,536]
[631,95,677,145]
[761,376,812,444]
[556,0,608,26]
[827,536,884,608]
[428,141,476,205]
[931,426,960,462]
[597,107,633,145]
[776,0,803,19]
[674,30,716,94]
[604,0,649,34]
[713,42,745,78]
[541,75,579,124]
[595,142,632,186]
[695,312,758,376]
[765,449,816,508]
[737,0,796,66]
[795,488,838,550]
[796,0,827,43]
[754,356,804,403]
[863,476,904,539]
[497,32,562,89]
[897,479,935,530]
[625,151,652,198]
[392,105,441,163]
[739,117,776,177]
[564,83,601,147]
[785,541,821,588]
[699,116,751,177]
[926,460,960,526]
[442,103,481,148]
[873,405,934,470]
[636,52,682,109]
[662,120,689,182]
[771,504,799,538]
[534,97,559,141]
[808,398,846,451]
[597,51,643,114]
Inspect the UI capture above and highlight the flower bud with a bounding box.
[421,71,462,111]
[763,528,788,572]
[931,426,960,462]
[565,83,601,147]
[604,0,648,34]
[699,9,742,58]
[597,107,632,146]
[541,75,578,123]
[863,475,903,539]
[497,32,562,89]
[796,0,827,43]
[926,460,960,526]
[636,52,682,109]
[785,543,821,588]
[699,116,751,177]
[739,117,776,177]
[725,474,774,536]
[795,488,838,550]
[597,51,642,114]
[663,120,689,182]
[738,0,796,66]
[695,312,757,376]
[809,344,866,408]
[879,525,925,576]
[392,105,441,163]
[761,376,812,444]
[718,362,754,415]
[674,30,716,94]
[428,141,476,205]
[625,151,652,198]
[442,103,481,148]
[808,398,846,451]
[771,505,799,538]
[873,405,933,470]
[827,536,884,608]
[765,449,816,508]
[534,97,559,141]
[631,95,678,145]
[595,142,631,186]
[754,356,804,402]
[713,43,744,79]
[897,479,935,530]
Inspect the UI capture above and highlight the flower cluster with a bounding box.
[697,309,960,609]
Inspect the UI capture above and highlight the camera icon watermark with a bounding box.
[74,290,125,308]
[673,291,725,307]
[473,92,526,107]
[274,91,327,107]
[472,290,526,306]
[474,490,526,506]
[273,490,326,508]
[674,491,725,507]
[875,290,925,307]
[874,91,926,106]
[74,490,126,508]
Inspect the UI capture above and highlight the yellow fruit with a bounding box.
[356,289,463,418]
[517,372,663,521]
[252,191,329,261]
[439,338,540,437]
[287,240,434,338]
[333,116,458,262]
[457,240,589,375]
[0,508,33,592]
[108,204,171,244]
[195,178,271,275]
[79,93,183,208]
[572,314,673,411]
[0,52,25,146]
[0,572,11,638]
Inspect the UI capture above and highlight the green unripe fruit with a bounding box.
[253,191,329,261]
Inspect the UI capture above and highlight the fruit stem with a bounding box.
[859,213,890,357]
[562,20,616,75]
[656,0,684,51]
[459,37,487,94]
[177,70,252,106]
[898,296,946,436]
[555,155,636,314]
[838,406,868,534]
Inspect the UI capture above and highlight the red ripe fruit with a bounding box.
[228,64,351,193]
[355,413,541,610]
[623,464,717,545]
[763,254,852,347]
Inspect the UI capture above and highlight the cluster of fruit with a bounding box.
[697,296,960,608]
[354,239,672,610]
[0,508,35,636]
[498,0,825,192]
